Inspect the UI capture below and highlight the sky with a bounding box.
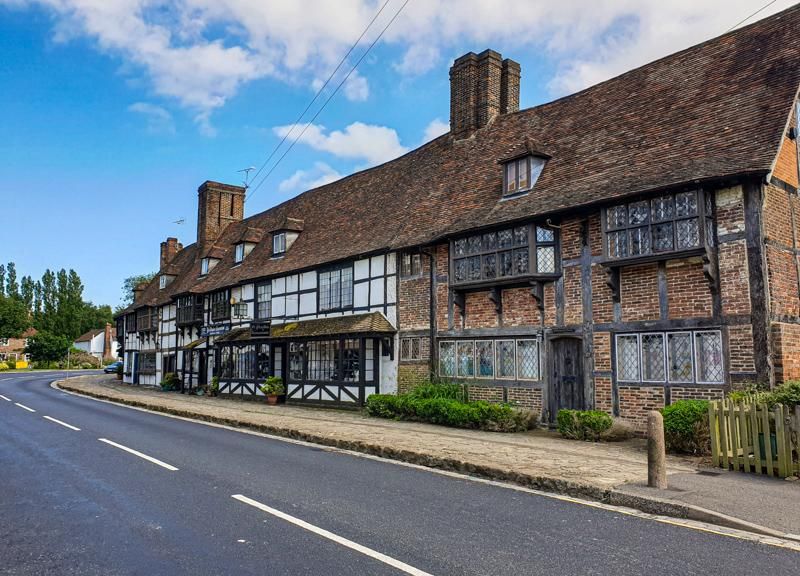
[0,0,795,308]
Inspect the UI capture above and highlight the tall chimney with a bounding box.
[450,49,520,140]
[160,237,182,270]
[103,322,112,360]
[132,280,148,304]
[197,181,246,250]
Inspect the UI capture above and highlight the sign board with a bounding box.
[200,325,228,338]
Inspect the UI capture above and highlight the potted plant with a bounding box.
[259,376,285,405]
[116,363,123,380]
[209,376,220,397]
[160,372,180,392]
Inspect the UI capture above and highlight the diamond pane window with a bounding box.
[630,226,650,256]
[675,191,698,217]
[653,223,674,252]
[651,196,674,222]
[454,239,467,257]
[617,335,640,381]
[513,249,529,274]
[607,205,627,230]
[468,256,481,280]
[607,231,628,259]
[499,252,513,276]
[668,333,693,382]
[676,218,700,249]
[516,340,539,380]
[498,229,513,248]
[483,254,497,279]
[641,334,665,381]
[483,232,497,251]
[454,259,467,282]
[439,342,456,377]
[706,218,715,248]
[457,341,474,378]
[513,227,529,246]
[695,332,724,383]
[496,340,515,378]
[476,341,494,378]
[628,201,649,226]
[537,246,556,273]
[468,235,482,254]
[536,227,555,243]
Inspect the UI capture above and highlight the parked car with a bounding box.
[103,361,123,374]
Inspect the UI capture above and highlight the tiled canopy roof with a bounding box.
[269,313,396,339]
[119,5,800,313]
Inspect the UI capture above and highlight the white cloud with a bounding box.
[128,102,175,134]
[5,0,795,131]
[274,121,408,166]
[421,118,449,143]
[278,162,343,193]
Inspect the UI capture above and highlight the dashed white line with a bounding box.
[0,394,10,401]
[43,416,81,431]
[14,403,35,412]
[232,494,434,576]
[98,438,179,471]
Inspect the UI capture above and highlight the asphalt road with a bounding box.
[1,372,797,575]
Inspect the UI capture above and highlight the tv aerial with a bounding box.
[238,166,256,189]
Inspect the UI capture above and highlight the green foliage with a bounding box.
[407,382,468,402]
[365,393,536,432]
[0,295,30,339]
[0,362,9,371]
[761,381,800,407]
[160,372,180,391]
[120,273,156,308]
[260,376,285,396]
[116,363,123,376]
[25,331,71,362]
[556,410,613,441]
[210,376,220,393]
[661,399,710,455]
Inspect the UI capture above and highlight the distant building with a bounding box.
[0,327,37,363]
[73,323,119,361]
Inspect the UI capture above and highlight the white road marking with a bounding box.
[54,382,800,552]
[14,403,35,412]
[43,416,81,431]
[98,438,179,471]
[0,394,11,401]
[232,494,434,575]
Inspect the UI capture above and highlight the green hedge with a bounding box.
[365,390,536,432]
[556,409,613,441]
[661,399,710,455]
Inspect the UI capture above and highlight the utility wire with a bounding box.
[725,0,779,32]
[245,0,392,198]
[247,0,412,201]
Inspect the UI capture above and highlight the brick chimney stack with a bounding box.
[450,49,520,140]
[102,322,113,360]
[197,181,246,250]
[160,237,182,270]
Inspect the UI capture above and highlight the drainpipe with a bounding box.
[421,247,437,381]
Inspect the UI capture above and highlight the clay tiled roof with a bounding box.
[120,6,800,310]
[74,328,103,342]
[215,327,252,343]
[270,313,396,339]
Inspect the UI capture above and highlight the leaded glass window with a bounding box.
[668,333,693,382]
[476,341,494,378]
[457,341,474,378]
[451,225,558,285]
[641,334,665,381]
[516,340,539,380]
[605,190,712,261]
[695,331,724,383]
[439,342,456,377]
[496,340,516,378]
[616,335,640,382]
[319,265,354,312]
[438,339,541,382]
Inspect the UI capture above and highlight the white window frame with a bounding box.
[639,332,666,383]
[475,340,495,379]
[615,334,641,383]
[234,243,245,264]
[437,338,541,382]
[273,233,286,256]
[694,330,725,384]
[200,258,209,276]
[515,338,540,381]
[667,331,694,383]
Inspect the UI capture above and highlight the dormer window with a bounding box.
[159,275,174,289]
[234,243,245,264]
[200,258,209,276]
[503,155,546,196]
[273,233,286,256]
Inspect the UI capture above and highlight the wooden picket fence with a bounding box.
[708,399,800,478]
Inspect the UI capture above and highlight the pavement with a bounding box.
[2,371,799,575]
[48,374,800,541]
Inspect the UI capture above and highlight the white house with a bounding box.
[73,323,119,361]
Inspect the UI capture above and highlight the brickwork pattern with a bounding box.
[593,332,611,371]
[621,263,660,322]
[771,322,800,382]
[563,265,583,325]
[666,259,713,319]
[464,291,499,329]
[398,256,431,330]
[507,387,542,413]
[591,265,614,323]
[727,324,756,373]
[468,386,505,403]
[715,186,746,236]
[501,287,540,326]
[618,386,665,431]
[773,106,798,189]
[718,241,751,316]
[670,387,724,401]
[594,376,613,413]
[398,364,430,394]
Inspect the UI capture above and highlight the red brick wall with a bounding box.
[398,364,430,394]
[593,332,611,371]
[620,263,659,321]
[398,255,431,330]
[772,323,800,382]
[591,265,614,324]
[543,283,557,326]
[507,387,543,413]
[727,324,756,374]
[563,265,582,325]
[618,386,665,432]
[502,287,539,326]
[773,104,798,189]
[666,259,713,319]
[719,241,751,316]
[670,387,724,401]
[464,291,498,329]
[560,218,582,260]
[468,386,505,403]
[595,376,613,413]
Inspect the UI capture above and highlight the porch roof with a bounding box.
[270,312,395,340]
[215,328,252,344]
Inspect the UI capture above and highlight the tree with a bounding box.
[0,264,5,298]
[20,275,34,312]
[121,273,156,306]
[0,296,29,339]
[25,331,71,362]
[5,262,18,299]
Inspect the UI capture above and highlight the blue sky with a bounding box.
[0,0,794,307]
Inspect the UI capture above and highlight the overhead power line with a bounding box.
[247,0,412,201]
[725,0,779,33]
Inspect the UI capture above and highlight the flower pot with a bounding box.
[266,394,278,405]
[116,373,123,380]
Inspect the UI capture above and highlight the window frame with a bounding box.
[0,338,8,347]
[210,289,231,322]
[438,338,541,382]
[400,336,423,361]
[200,258,209,276]
[255,281,272,320]
[450,224,559,288]
[602,189,714,265]
[234,243,245,264]
[400,253,422,278]
[317,264,354,313]
[502,155,547,197]
[273,233,287,256]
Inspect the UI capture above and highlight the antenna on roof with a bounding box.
[238,166,256,189]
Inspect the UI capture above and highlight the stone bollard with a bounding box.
[647,410,667,489]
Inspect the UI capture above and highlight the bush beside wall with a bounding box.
[661,399,710,455]
[556,410,613,441]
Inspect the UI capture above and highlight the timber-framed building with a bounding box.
[116,6,800,429]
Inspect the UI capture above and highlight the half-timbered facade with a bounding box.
[116,6,800,427]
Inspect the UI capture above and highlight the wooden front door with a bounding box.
[549,337,585,419]
[198,350,208,387]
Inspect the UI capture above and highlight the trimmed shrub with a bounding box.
[407,382,468,402]
[600,419,635,442]
[0,362,9,371]
[364,393,536,432]
[556,409,613,441]
[661,399,710,455]
[763,381,800,407]
[160,372,181,391]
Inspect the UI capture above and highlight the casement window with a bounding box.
[233,303,248,318]
[159,275,167,289]
[318,265,354,312]
[503,155,547,196]
[439,338,540,381]
[255,282,272,320]
[234,243,245,264]
[452,224,558,286]
[138,352,156,374]
[400,337,426,361]
[400,253,422,278]
[286,338,378,384]
[615,330,724,384]
[176,295,203,325]
[136,307,157,332]
[211,290,230,322]
[200,258,209,276]
[126,313,136,333]
[604,190,714,261]
[273,233,286,256]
